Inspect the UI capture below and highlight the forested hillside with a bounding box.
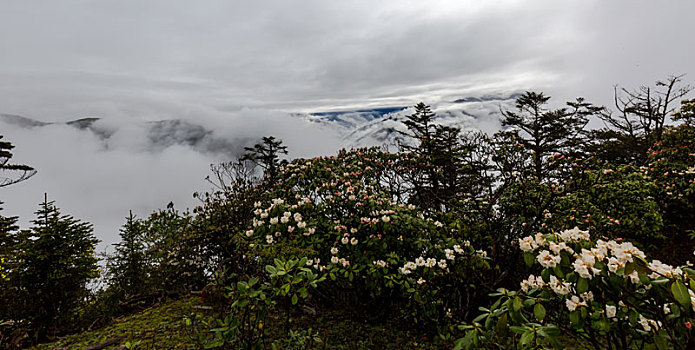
[2,76,695,349]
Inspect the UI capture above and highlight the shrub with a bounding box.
[241,148,489,325]
[460,227,695,349]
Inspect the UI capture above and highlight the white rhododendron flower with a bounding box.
[331,247,339,255]
[534,232,548,247]
[565,295,587,312]
[297,221,307,229]
[280,216,290,224]
[265,235,274,244]
[558,227,590,242]
[572,249,601,279]
[417,278,426,285]
[444,249,455,260]
[638,315,661,332]
[548,275,571,295]
[331,256,339,264]
[245,230,253,237]
[438,259,447,269]
[269,217,279,225]
[537,250,561,268]
[350,237,358,245]
[415,257,426,266]
[605,304,617,318]
[519,236,536,252]
[548,241,571,255]
[373,260,387,268]
[520,275,546,293]
[648,260,682,278]
[341,236,349,244]
[580,291,594,302]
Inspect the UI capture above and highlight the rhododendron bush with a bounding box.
[645,123,695,263]
[242,148,489,322]
[458,227,695,349]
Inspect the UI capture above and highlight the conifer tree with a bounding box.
[501,92,602,180]
[18,195,99,340]
[240,136,288,185]
[0,203,23,322]
[399,102,463,211]
[106,211,148,297]
[0,134,36,187]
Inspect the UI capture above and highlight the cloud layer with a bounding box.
[1,0,694,249]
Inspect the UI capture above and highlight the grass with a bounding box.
[31,297,202,349]
[31,296,451,349]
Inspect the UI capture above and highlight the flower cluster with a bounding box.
[512,226,695,344]
[399,241,484,277]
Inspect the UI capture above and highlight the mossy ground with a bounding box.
[32,296,448,349]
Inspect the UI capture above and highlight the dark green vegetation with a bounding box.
[2,75,695,349]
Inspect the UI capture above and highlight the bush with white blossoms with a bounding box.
[458,227,695,350]
[243,148,490,323]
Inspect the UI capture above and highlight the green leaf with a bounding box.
[512,297,523,312]
[523,252,535,267]
[291,294,298,305]
[509,326,528,335]
[576,277,588,294]
[541,268,550,281]
[671,281,690,307]
[537,325,560,338]
[534,303,546,321]
[520,330,534,346]
[569,310,582,327]
[654,331,668,350]
[624,262,636,276]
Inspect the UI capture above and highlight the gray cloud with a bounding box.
[0,0,693,248]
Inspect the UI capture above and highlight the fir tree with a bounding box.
[399,102,463,211]
[501,92,602,180]
[240,136,288,185]
[18,195,100,340]
[106,211,148,297]
[0,202,23,322]
[0,134,36,187]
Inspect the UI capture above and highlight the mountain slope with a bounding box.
[1,93,518,156]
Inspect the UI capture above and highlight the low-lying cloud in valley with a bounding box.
[0,109,348,249]
[1,0,694,250]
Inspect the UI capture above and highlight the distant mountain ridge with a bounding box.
[1,93,519,155]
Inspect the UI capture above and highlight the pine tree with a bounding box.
[399,102,463,211]
[106,211,148,297]
[501,92,602,180]
[240,136,288,185]
[18,195,100,340]
[0,134,36,187]
[0,202,23,322]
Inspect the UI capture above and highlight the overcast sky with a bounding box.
[1,0,693,248]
